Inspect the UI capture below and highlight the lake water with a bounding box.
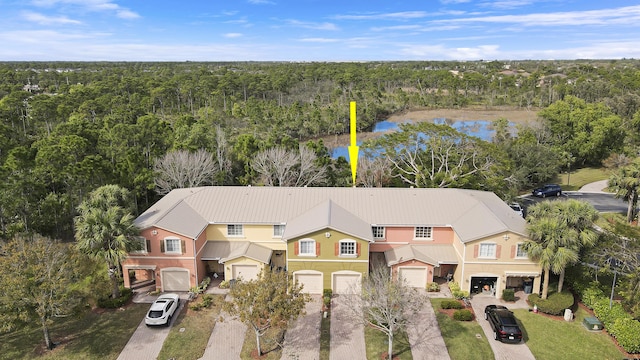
[331,118,515,159]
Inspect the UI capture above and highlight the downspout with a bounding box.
[193,238,198,286]
[461,245,466,292]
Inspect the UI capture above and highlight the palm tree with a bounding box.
[609,159,640,223]
[74,185,139,299]
[524,200,599,298]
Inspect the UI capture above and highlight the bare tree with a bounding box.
[213,125,232,183]
[251,146,327,187]
[154,149,218,194]
[342,266,426,359]
[357,156,393,187]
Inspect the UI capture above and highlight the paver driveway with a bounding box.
[408,294,451,360]
[470,295,535,360]
[281,295,322,360]
[330,295,366,360]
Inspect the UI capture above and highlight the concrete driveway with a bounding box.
[470,295,535,360]
[117,301,184,360]
[281,295,322,360]
[199,310,247,360]
[330,295,366,360]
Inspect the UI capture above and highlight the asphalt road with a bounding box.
[520,192,628,215]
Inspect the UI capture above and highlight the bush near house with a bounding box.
[502,289,515,302]
[427,282,440,292]
[590,298,640,353]
[453,309,474,321]
[97,287,132,308]
[440,300,463,310]
[527,292,574,315]
[448,282,470,300]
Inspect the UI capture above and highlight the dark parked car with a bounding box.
[484,305,523,343]
[532,184,562,198]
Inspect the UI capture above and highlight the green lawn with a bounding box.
[0,303,148,360]
[516,307,626,360]
[556,167,611,191]
[364,326,412,360]
[430,298,493,360]
[157,295,225,360]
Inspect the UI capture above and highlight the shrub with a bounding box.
[323,289,333,298]
[441,300,463,309]
[502,289,515,302]
[592,298,632,329]
[452,289,470,300]
[453,309,473,321]
[527,291,574,315]
[201,294,214,308]
[98,287,133,309]
[427,282,440,292]
[449,282,460,292]
[581,282,606,309]
[609,318,640,353]
[190,302,204,311]
[219,280,230,289]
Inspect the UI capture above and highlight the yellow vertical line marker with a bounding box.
[348,101,359,187]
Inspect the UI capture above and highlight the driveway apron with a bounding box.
[330,295,366,360]
[408,295,451,360]
[281,295,322,360]
[199,310,247,360]
[470,295,536,360]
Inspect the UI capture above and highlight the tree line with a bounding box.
[2,60,640,241]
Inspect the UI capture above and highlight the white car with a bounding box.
[145,293,180,326]
[509,203,524,217]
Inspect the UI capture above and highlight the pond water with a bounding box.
[331,118,516,159]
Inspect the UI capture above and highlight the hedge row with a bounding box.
[586,292,640,353]
[98,288,133,309]
[527,291,574,315]
[448,282,470,300]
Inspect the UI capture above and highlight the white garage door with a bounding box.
[162,269,190,292]
[232,264,259,281]
[399,267,427,288]
[333,272,362,294]
[294,272,323,294]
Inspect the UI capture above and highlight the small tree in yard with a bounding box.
[223,269,309,356]
[344,265,426,360]
[0,235,91,350]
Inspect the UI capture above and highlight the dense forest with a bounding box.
[2,59,640,241]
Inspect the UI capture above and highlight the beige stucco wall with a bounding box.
[206,224,286,250]
[456,231,541,298]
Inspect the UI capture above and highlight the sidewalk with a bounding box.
[578,179,608,193]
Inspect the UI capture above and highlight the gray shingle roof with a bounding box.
[135,186,526,243]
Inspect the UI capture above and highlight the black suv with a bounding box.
[532,184,562,198]
[484,305,523,343]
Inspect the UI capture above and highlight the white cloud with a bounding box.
[284,20,339,31]
[224,33,243,38]
[22,11,82,25]
[248,0,275,4]
[436,5,640,26]
[333,11,428,21]
[298,37,339,43]
[30,0,140,19]
[439,0,472,4]
[479,0,534,10]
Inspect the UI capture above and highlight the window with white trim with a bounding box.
[273,225,285,237]
[372,226,385,239]
[132,237,148,253]
[164,238,181,254]
[340,240,356,256]
[414,226,433,239]
[299,239,316,256]
[516,243,527,258]
[479,243,497,258]
[227,224,243,237]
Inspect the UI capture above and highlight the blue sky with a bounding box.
[1,0,640,61]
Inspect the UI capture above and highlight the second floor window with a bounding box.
[516,243,527,258]
[299,239,316,256]
[164,238,181,254]
[414,226,433,239]
[273,224,285,237]
[340,240,356,256]
[227,224,243,237]
[479,243,497,258]
[372,226,385,239]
